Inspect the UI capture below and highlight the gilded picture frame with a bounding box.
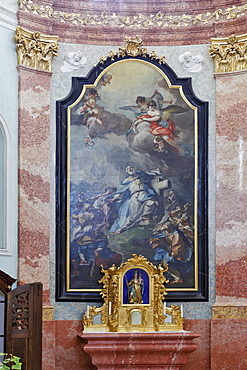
[56,39,208,302]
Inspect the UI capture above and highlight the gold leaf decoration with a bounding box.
[98,37,166,64]
[209,33,247,73]
[19,1,247,28]
[15,26,59,71]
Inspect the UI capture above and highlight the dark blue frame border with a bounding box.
[56,55,208,302]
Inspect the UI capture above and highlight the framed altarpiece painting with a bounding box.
[56,38,208,302]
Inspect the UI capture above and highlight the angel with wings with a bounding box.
[120,89,173,115]
[121,90,174,137]
[133,100,188,155]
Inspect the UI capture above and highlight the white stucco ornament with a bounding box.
[179,52,203,73]
[60,51,87,72]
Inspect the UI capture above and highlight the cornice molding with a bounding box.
[213,69,247,77]
[0,5,17,30]
[16,64,53,76]
[18,1,247,28]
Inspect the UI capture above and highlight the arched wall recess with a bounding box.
[0,113,12,255]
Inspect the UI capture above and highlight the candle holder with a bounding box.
[82,254,183,332]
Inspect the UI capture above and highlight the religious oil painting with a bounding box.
[56,55,208,301]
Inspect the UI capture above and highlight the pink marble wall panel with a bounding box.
[23,0,247,16]
[18,2,247,45]
[215,71,247,304]
[54,320,96,370]
[18,66,52,305]
[211,319,247,369]
[51,0,216,14]
[183,319,211,370]
[42,321,56,370]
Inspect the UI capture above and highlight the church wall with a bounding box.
[44,37,247,369]
[1,0,247,368]
[42,41,217,369]
[0,14,18,279]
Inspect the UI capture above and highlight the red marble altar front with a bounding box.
[78,331,199,370]
[41,318,247,369]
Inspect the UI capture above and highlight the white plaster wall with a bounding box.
[0,1,18,280]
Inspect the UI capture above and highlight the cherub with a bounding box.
[133,100,187,155]
[79,98,104,127]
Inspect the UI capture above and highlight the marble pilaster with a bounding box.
[16,26,58,307]
[17,65,52,305]
[214,70,247,306]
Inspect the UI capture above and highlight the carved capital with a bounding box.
[15,26,59,71]
[209,33,247,73]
